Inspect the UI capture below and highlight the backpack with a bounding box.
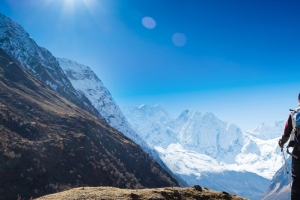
[290,107,300,149]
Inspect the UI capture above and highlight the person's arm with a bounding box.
[279,114,292,148]
[283,114,293,138]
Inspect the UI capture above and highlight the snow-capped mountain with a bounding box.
[234,133,283,179]
[124,104,177,148]
[123,104,285,199]
[57,58,126,128]
[124,105,244,163]
[57,58,146,143]
[0,13,101,119]
[177,110,243,163]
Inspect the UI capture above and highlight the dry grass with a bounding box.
[35,186,248,200]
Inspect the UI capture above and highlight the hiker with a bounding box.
[278,93,300,200]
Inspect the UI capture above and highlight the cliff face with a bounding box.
[0,49,178,200]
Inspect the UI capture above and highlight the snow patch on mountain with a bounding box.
[155,143,270,200]
[125,104,173,129]
[155,143,223,175]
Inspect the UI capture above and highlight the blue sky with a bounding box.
[0,0,299,130]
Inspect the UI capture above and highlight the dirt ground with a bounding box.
[35,185,248,200]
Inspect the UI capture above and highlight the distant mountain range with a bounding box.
[123,104,286,200]
[124,105,244,163]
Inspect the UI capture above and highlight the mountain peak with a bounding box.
[138,104,150,109]
[154,103,165,109]
[248,121,284,140]
[202,111,217,119]
[177,109,196,119]
[0,13,27,36]
[57,58,100,82]
[178,109,189,115]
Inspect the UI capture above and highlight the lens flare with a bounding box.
[142,16,156,29]
[172,33,187,47]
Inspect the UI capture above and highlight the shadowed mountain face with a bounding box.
[0,49,178,199]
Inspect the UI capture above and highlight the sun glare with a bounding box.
[64,0,78,3]
[62,0,101,12]
[60,0,100,17]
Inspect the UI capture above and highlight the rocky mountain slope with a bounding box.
[261,156,292,200]
[35,186,247,200]
[0,13,102,120]
[0,48,178,199]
